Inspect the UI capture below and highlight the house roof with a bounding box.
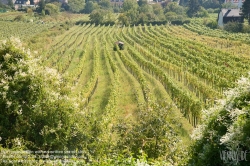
[221,8,242,17]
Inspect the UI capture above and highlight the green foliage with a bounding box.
[138,0,148,6]
[202,0,220,9]
[41,9,45,16]
[185,73,250,165]
[124,9,139,25]
[26,8,34,16]
[187,0,201,17]
[165,12,178,22]
[164,2,188,23]
[206,8,214,13]
[165,2,186,15]
[68,0,85,13]
[152,4,165,20]
[241,0,250,24]
[99,0,111,9]
[222,2,237,9]
[84,1,99,14]
[223,21,244,33]
[196,7,209,17]
[203,18,218,29]
[139,3,153,14]
[45,3,60,15]
[118,13,130,26]
[89,9,115,25]
[38,0,46,12]
[0,38,84,151]
[7,0,14,8]
[115,102,183,161]
[122,0,139,12]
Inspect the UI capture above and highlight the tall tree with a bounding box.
[38,0,46,12]
[138,0,147,7]
[122,0,138,12]
[187,0,200,17]
[45,3,60,15]
[68,0,85,13]
[84,1,99,14]
[7,0,14,8]
[241,0,250,24]
[99,0,111,9]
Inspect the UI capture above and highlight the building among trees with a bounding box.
[218,8,244,26]
[2,0,67,6]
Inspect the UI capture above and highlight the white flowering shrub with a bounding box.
[0,38,85,151]
[184,73,250,166]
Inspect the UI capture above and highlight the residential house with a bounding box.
[218,8,244,26]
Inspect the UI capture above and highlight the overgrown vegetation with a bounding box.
[0,38,188,165]
[1,0,250,164]
[184,73,250,165]
[0,38,84,151]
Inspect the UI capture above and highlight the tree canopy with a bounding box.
[187,0,201,17]
[241,0,250,24]
[68,0,85,13]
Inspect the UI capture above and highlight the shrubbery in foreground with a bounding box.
[184,73,250,165]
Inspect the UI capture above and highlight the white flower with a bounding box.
[229,108,245,119]
[19,72,27,77]
[18,108,22,115]
[2,92,6,99]
[6,101,12,107]
[3,85,9,91]
[4,53,11,61]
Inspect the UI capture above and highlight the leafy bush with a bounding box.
[184,73,250,165]
[203,19,218,29]
[45,3,60,15]
[0,38,84,151]
[206,8,214,13]
[242,24,250,33]
[213,8,220,13]
[196,7,209,18]
[224,22,243,33]
[114,102,186,162]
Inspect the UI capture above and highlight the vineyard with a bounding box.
[1,12,250,163]
[184,18,250,43]
[31,23,250,128]
[0,13,88,41]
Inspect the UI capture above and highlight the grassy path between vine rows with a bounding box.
[88,46,112,115]
[111,51,143,121]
